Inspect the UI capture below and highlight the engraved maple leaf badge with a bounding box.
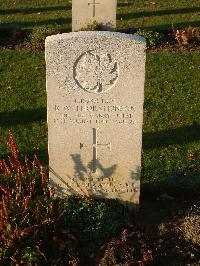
[74,51,118,93]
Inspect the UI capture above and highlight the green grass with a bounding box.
[117,0,200,31]
[0,0,199,31]
[0,51,47,163]
[0,0,71,32]
[143,52,200,198]
[0,50,199,199]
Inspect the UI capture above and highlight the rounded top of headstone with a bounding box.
[45,31,146,47]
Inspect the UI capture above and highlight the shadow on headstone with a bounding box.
[50,153,142,212]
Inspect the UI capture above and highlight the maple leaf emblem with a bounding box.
[74,51,118,93]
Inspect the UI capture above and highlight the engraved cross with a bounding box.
[80,128,111,173]
[88,0,100,17]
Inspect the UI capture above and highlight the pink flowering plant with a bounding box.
[0,131,54,263]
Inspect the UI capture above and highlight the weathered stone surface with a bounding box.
[46,31,146,206]
[72,0,117,31]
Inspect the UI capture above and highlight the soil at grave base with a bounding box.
[150,43,200,52]
[0,29,200,52]
[78,200,200,266]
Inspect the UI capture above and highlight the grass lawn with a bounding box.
[0,0,200,32]
[0,50,199,200]
[0,51,47,162]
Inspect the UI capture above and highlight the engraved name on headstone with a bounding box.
[72,0,117,32]
[46,31,146,206]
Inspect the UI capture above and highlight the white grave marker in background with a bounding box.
[72,0,117,31]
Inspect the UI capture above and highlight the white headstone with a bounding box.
[72,0,117,31]
[46,31,146,206]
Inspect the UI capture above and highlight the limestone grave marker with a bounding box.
[45,31,146,206]
[72,0,117,31]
